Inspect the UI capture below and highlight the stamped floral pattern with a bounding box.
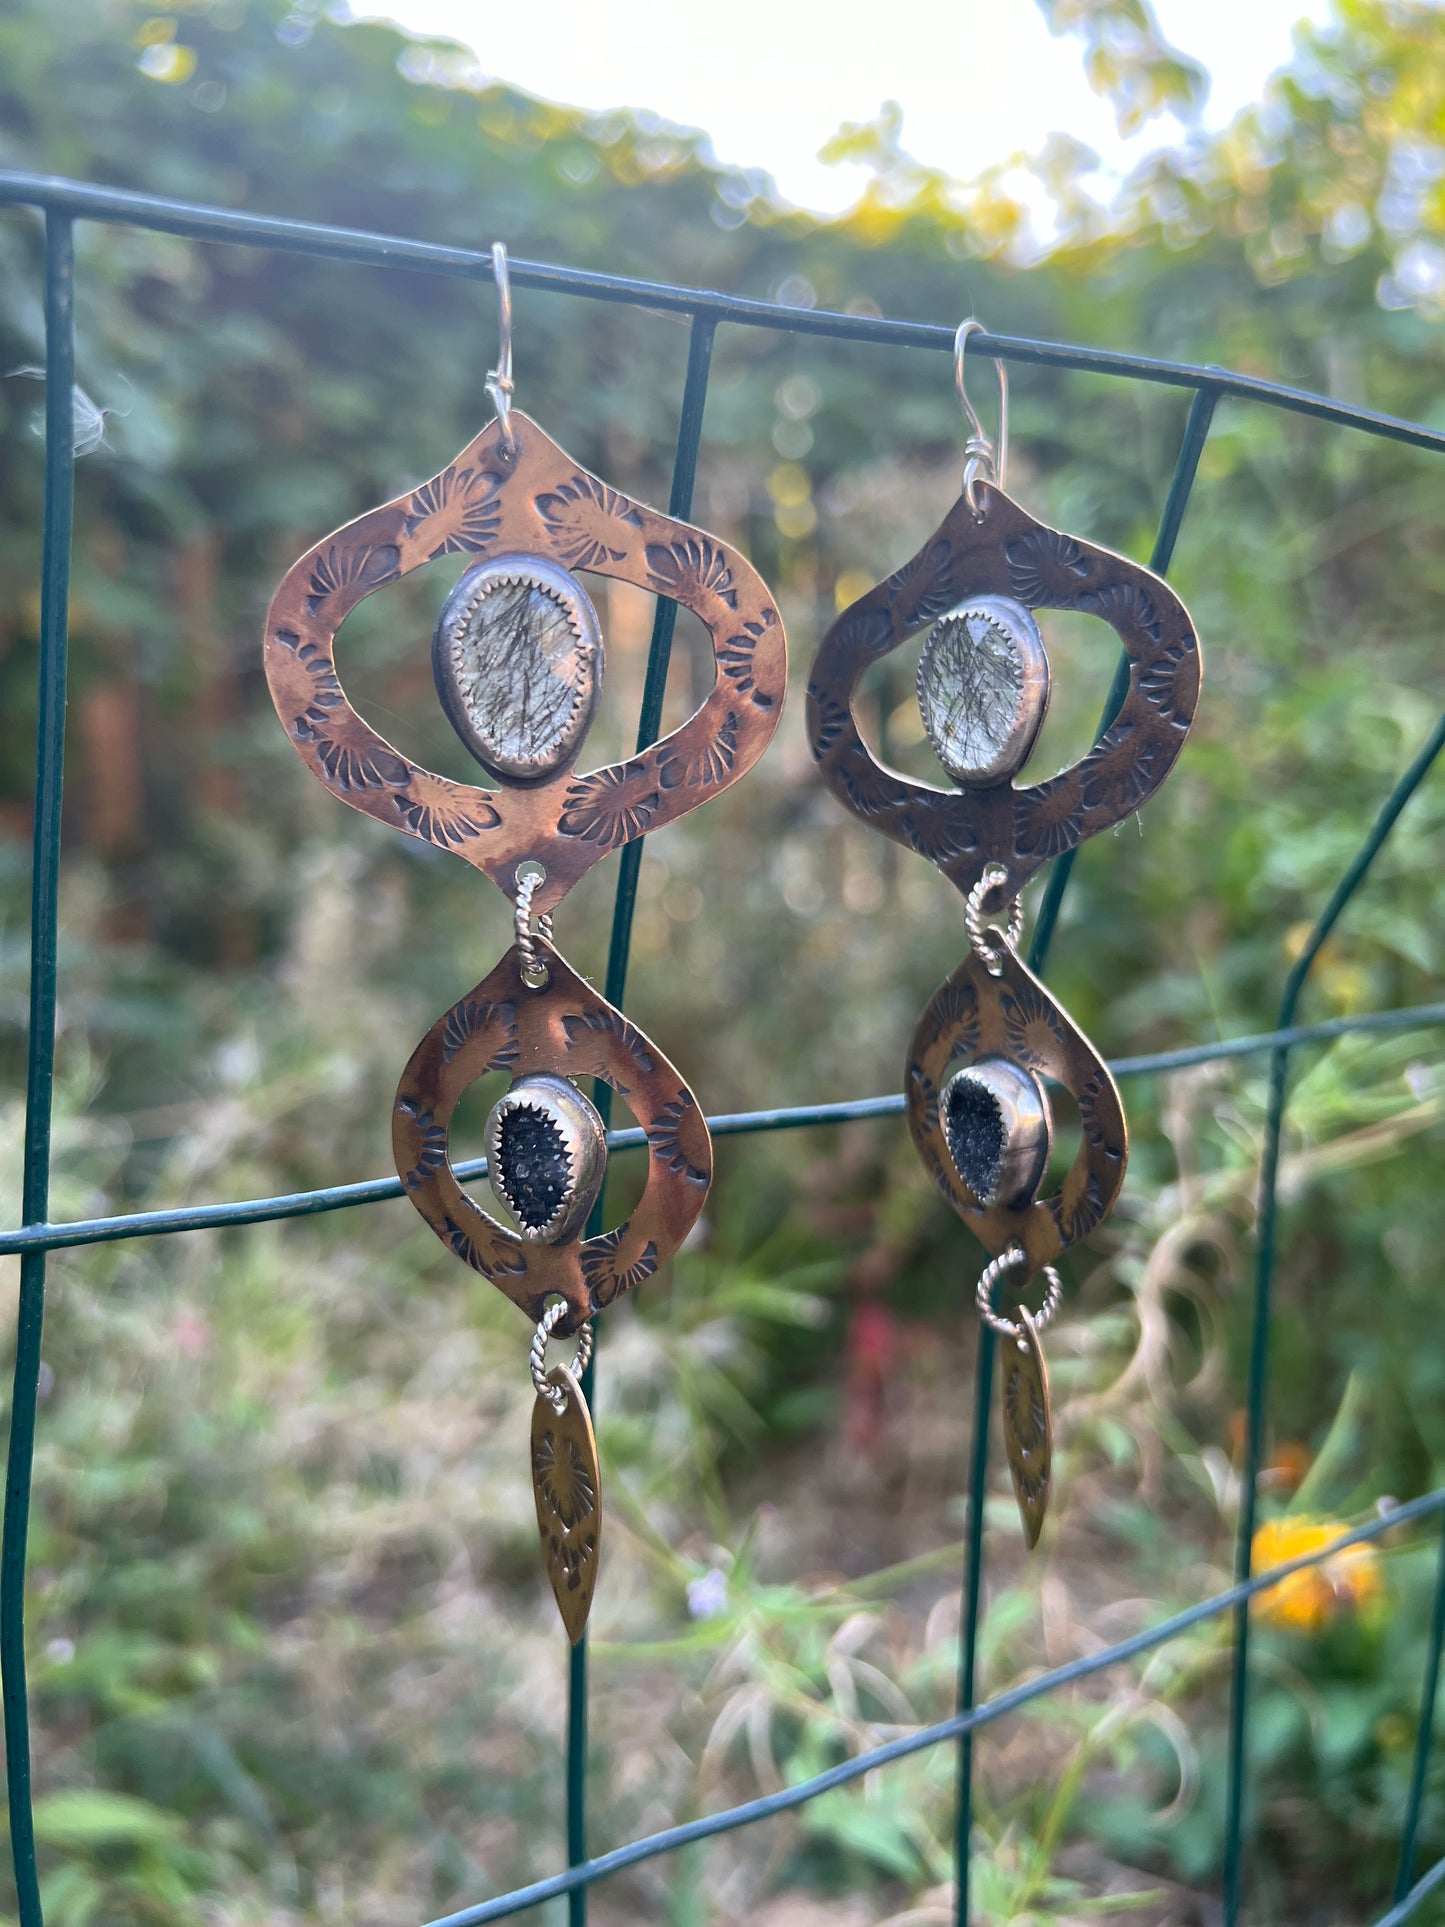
[264,409,785,917]
[807,483,1201,905]
[391,941,711,1329]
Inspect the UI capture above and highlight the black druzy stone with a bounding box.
[497,1104,572,1230]
[943,1076,1006,1204]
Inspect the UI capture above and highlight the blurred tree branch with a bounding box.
[1034,0,1209,133]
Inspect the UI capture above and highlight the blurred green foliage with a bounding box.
[1,0,1445,1920]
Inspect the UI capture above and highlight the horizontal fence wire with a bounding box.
[1376,1852,1445,1927]
[0,171,1443,1927]
[2,173,1445,452]
[417,1491,1445,1927]
[0,1002,1442,1259]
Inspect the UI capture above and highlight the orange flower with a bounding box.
[1262,1441,1313,1495]
[1252,1516,1384,1634]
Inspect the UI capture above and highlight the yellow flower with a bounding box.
[1252,1516,1383,1634]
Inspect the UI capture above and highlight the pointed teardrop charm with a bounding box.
[531,1365,602,1643]
[1000,1307,1052,1549]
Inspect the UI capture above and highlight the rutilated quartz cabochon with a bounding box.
[916,595,1050,787]
[432,554,603,785]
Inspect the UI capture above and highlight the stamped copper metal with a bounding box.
[806,480,1200,904]
[531,1365,601,1644]
[393,935,712,1334]
[905,943,1127,1279]
[265,410,786,916]
[1000,1308,1052,1548]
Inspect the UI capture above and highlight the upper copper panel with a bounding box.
[265,411,787,916]
[806,481,1201,904]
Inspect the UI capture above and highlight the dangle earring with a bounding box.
[264,246,787,1638]
[806,322,1201,1545]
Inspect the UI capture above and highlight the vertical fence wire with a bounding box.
[1,209,75,1927]
[1397,1508,1445,1903]
[954,384,1218,1926]
[1027,386,1218,973]
[1223,704,1445,1926]
[568,312,717,1927]
[952,1323,996,1926]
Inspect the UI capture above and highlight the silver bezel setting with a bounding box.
[916,594,1050,788]
[941,1054,1053,1210]
[483,1072,608,1244]
[433,552,603,785]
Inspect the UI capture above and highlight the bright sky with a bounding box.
[358,0,1334,215]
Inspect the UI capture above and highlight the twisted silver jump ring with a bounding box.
[965,863,1024,976]
[975,1246,1061,1339]
[976,1246,1061,1338]
[514,866,552,990]
[529,1299,594,1413]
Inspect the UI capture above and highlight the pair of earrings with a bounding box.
[263,258,1199,1640]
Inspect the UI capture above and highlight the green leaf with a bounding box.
[801,1790,922,1880]
[32,1790,182,1851]
[38,1863,105,1927]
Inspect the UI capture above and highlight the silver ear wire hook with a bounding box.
[486,241,516,459]
[954,318,1008,519]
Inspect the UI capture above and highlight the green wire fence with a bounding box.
[2,170,1444,1927]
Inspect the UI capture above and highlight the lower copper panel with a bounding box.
[904,946,1127,1278]
[393,937,712,1334]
